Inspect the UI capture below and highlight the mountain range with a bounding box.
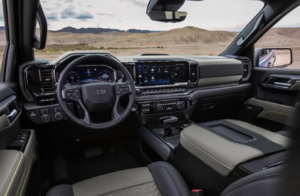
[50,27,160,34]
[1,26,300,47]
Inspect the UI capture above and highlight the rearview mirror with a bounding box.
[148,10,187,22]
[147,0,187,23]
[256,48,293,68]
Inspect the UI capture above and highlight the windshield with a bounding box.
[35,0,264,60]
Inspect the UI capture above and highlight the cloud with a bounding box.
[120,0,148,7]
[97,13,116,17]
[64,0,74,3]
[76,12,94,20]
[61,8,94,20]
[46,12,59,20]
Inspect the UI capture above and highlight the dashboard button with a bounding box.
[54,112,64,121]
[41,114,51,123]
[156,103,164,111]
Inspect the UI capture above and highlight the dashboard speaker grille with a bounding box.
[40,69,55,92]
[189,64,198,83]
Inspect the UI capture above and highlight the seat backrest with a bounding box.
[221,161,300,196]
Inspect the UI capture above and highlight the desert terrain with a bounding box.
[1,26,300,69]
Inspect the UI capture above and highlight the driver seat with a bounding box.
[46,162,191,196]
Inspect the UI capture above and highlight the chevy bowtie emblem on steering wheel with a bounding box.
[94,90,106,95]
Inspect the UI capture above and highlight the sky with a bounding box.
[1,0,300,31]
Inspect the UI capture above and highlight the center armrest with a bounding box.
[180,120,294,176]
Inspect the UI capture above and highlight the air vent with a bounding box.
[189,64,198,83]
[40,69,55,92]
[123,63,135,80]
[242,60,250,78]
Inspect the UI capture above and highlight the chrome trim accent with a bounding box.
[7,109,17,119]
[24,66,32,86]
[263,161,285,170]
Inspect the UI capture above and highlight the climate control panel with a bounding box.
[135,99,192,115]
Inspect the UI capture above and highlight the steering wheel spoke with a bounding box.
[62,86,81,102]
[111,82,133,122]
[61,86,91,125]
[114,82,133,97]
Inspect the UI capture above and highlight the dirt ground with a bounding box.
[1,43,300,70]
[33,43,231,60]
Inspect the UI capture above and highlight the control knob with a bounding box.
[54,112,64,120]
[41,114,51,123]
[131,104,138,112]
[156,103,164,111]
[176,101,184,110]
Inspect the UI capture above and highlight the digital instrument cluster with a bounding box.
[135,61,189,86]
[65,65,115,86]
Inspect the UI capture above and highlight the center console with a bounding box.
[126,60,198,115]
[135,99,192,115]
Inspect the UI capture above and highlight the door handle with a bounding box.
[7,109,18,121]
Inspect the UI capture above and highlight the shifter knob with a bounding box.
[159,116,178,137]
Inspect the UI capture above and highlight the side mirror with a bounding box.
[256,48,293,68]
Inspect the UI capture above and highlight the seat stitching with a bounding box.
[5,153,24,196]
[149,165,185,196]
[99,181,156,196]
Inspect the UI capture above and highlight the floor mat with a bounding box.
[46,136,150,187]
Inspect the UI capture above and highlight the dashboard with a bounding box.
[65,65,116,86]
[19,52,251,124]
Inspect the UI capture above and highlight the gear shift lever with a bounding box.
[159,116,178,137]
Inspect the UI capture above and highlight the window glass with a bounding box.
[37,0,264,60]
[0,2,6,77]
[256,7,300,68]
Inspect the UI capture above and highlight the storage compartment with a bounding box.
[191,94,248,123]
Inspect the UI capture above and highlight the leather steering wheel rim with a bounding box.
[56,55,135,129]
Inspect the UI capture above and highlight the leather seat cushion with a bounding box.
[46,162,190,196]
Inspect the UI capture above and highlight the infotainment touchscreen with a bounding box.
[135,61,189,86]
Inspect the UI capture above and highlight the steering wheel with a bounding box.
[56,55,135,129]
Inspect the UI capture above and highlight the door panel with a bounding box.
[248,67,300,129]
[0,84,37,196]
